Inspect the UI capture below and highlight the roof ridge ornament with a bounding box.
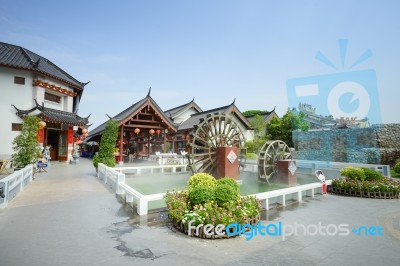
[147,87,151,97]
[231,98,236,105]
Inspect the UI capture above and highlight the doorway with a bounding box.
[46,129,59,161]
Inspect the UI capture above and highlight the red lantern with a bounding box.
[156,129,161,135]
[134,128,140,135]
[149,129,155,135]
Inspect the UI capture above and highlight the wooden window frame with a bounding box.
[12,123,23,131]
[14,76,25,85]
[45,92,61,104]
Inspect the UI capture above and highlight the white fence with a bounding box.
[114,164,188,175]
[251,180,332,210]
[98,163,331,216]
[98,163,167,215]
[0,165,34,208]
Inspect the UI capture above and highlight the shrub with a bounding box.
[340,167,366,181]
[361,167,384,181]
[188,185,215,206]
[12,116,41,167]
[188,173,216,189]
[93,119,119,169]
[214,177,240,206]
[246,153,258,160]
[165,190,189,221]
[394,161,400,174]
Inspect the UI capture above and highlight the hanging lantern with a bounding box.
[134,128,140,135]
[156,129,161,135]
[38,120,46,129]
[82,128,88,134]
[149,129,155,135]
[83,133,89,138]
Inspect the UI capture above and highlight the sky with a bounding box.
[1,0,400,129]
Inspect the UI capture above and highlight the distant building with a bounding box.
[0,42,89,162]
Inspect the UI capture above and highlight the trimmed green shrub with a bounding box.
[394,161,400,174]
[340,167,366,181]
[188,185,215,206]
[93,119,119,169]
[214,178,240,206]
[188,173,216,189]
[361,167,384,181]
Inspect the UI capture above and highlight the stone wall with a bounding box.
[292,124,400,166]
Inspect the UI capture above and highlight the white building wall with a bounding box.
[0,67,76,157]
[0,67,34,157]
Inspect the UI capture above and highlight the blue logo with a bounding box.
[287,39,381,125]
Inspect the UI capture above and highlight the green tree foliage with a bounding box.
[246,138,267,154]
[12,116,41,167]
[93,119,119,168]
[242,110,270,117]
[266,109,309,147]
[249,114,267,139]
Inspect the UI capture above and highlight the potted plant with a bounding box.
[12,116,41,170]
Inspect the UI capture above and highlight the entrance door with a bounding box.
[46,129,59,161]
[58,131,68,161]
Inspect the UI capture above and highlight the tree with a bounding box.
[266,109,309,147]
[249,114,267,139]
[12,116,41,168]
[93,119,119,169]
[242,110,270,117]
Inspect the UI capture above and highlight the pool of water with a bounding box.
[125,168,339,196]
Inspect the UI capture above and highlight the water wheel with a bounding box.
[258,140,293,182]
[188,113,246,175]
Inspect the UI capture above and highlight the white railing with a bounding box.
[251,180,332,210]
[0,165,34,208]
[98,163,334,216]
[114,164,188,175]
[97,163,167,215]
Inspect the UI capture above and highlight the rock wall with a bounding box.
[292,124,400,166]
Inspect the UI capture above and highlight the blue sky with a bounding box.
[1,0,399,128]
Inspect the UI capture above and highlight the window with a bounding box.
[12,123,22,131]
[45,92,61,103]
[14,76,25,85]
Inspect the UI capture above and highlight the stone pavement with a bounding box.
[0,158,399,266]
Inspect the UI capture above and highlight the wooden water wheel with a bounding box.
[258,140,293,182]
[187,113,246,175]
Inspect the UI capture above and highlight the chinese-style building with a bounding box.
[88,89,253,163]
[0,42,90,162]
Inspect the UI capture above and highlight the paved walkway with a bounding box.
[0,158,399,266]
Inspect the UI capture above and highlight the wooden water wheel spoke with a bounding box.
[188,114,246,175]
[258,140,293,183]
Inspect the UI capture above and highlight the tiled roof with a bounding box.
[178,102,252,131]
[0,42,85,89]
[88,90,177,138]
[12,101,89,126]
[164,98,203,119]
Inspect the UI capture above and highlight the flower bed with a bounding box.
[165,173,262,239]
[330,166,400,199]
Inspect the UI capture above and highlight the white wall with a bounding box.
[0,67,76,157]
[0,67,33,157]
